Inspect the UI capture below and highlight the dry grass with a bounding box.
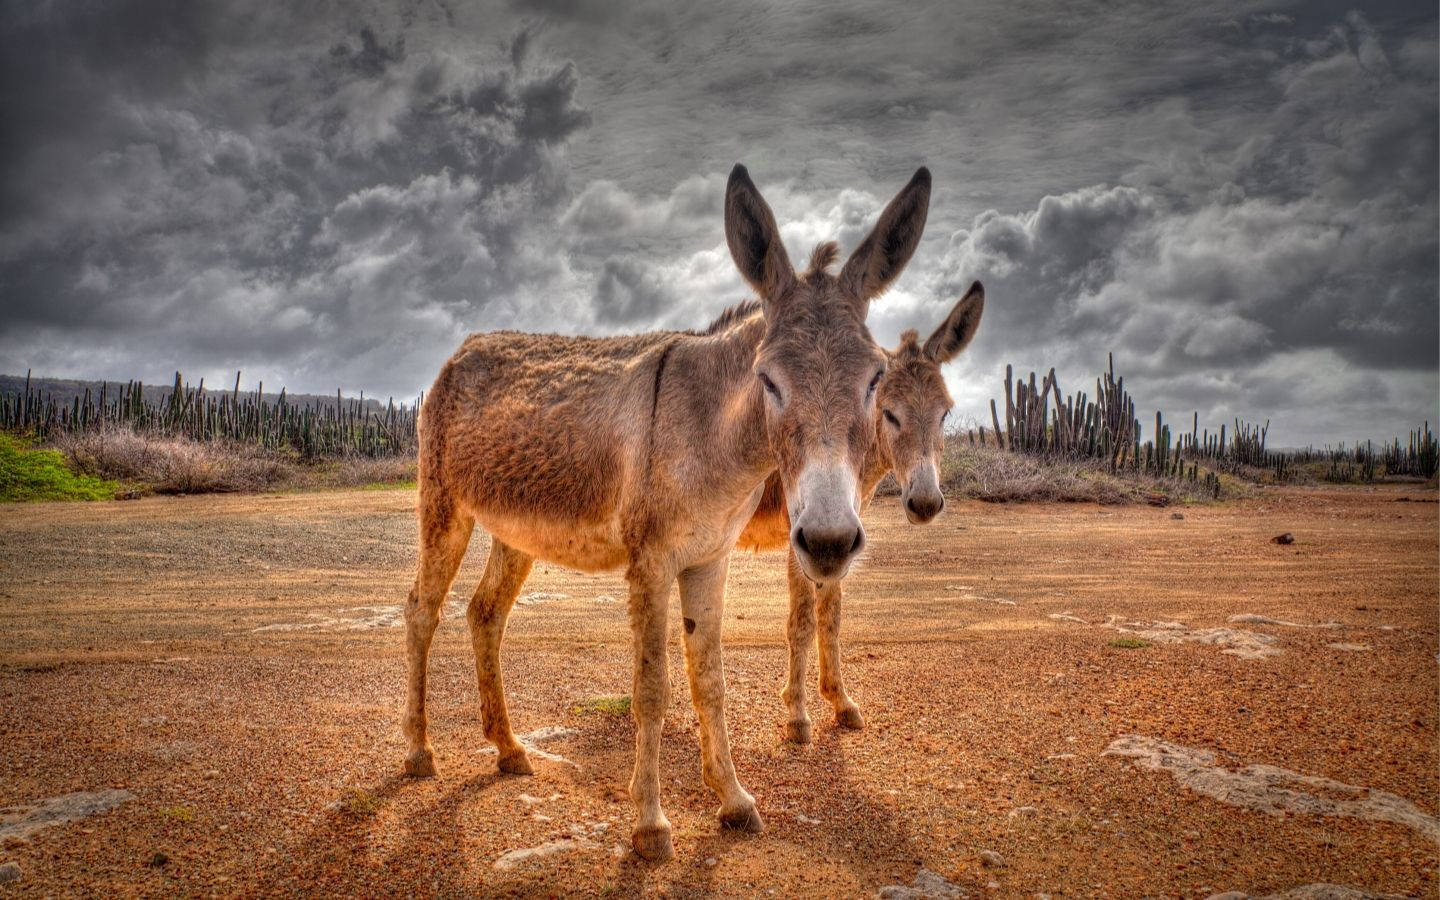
[52,427,414,495]
[45,426,1245,505]
[937,443,1246,505]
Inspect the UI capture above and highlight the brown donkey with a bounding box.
[402,164,933,861]
[737,282,985,742]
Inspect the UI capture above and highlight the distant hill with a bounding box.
[0,373,406,413]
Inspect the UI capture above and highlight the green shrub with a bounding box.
[0,433,119,502]
[572,695,631,716]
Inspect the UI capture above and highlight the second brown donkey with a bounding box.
[401,164,933,861]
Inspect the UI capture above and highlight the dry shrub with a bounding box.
[55,428,291,493]
[938,443,1238,505]
[941,444,1137,504]
[54,427,418,495]
[293,454,416,489]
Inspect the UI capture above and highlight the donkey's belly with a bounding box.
[736,507,789,552]
[472,508,628,573]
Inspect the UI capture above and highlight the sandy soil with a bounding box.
[0,485,1435,897]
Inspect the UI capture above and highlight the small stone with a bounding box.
[1009,806,1039,817]
[0,863,20,884]
[1272,532,1295,545]
[1171,513,1184,520]
[878,868,966,899]
[980,849,1007,867]
[704,857,717,867]
[148,852,169,868]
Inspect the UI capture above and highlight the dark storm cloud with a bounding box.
[592,257,679,324]
[0,1,1434,444]
[912,11,1437,444]
[538,2,1436,444]
[0,1,592,395]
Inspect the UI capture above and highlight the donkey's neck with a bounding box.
[706,313,773,485]
[857,422,895,509]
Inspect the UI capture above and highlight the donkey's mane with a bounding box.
[698,298,763,335]
[696,241,840,336]
[893,328,924,360]
[805,241,839,277]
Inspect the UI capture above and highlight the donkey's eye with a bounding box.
[757,372,781,401]
[883,409,900,428]
[867,369,884,395]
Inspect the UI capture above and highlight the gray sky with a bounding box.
[1,1,1435,445]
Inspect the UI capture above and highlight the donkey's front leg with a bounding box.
[816,579,864,729]
[781,548,818,743]
[626,566,675,862]
[679,556,764,833]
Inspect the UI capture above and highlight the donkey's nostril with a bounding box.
[906,494,944,522]
[792,523,862,579]
[793,527,812,557]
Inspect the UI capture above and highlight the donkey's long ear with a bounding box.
[839,166,931,308]
[725,164,795,309]
[923,281,985,363]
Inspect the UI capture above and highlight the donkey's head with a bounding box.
[878,282,985,524]
[725,164,931,583]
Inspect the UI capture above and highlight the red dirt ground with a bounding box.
[0,485,1435,897]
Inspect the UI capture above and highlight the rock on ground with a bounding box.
[477,726,581,768]
[1207,884,1406,899]
[1103,616,1281,659]
[493,839,584,871]
[1226,614,1338,628]
[492,821,612,870]
[1103,735,1439,841]
[0,790,135,843]
[877,868,968,898]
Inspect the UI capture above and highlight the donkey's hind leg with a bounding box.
[402,495,475,777]
[467,539,535,775]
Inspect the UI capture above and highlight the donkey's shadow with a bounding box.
[247,713,928,895]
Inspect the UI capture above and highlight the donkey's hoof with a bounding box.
[718,803,765,834]
[783,719,812,744]
[403,748,438,778]
[497,750,535,776]
[631,824,675,862]
[835,705,865,730]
